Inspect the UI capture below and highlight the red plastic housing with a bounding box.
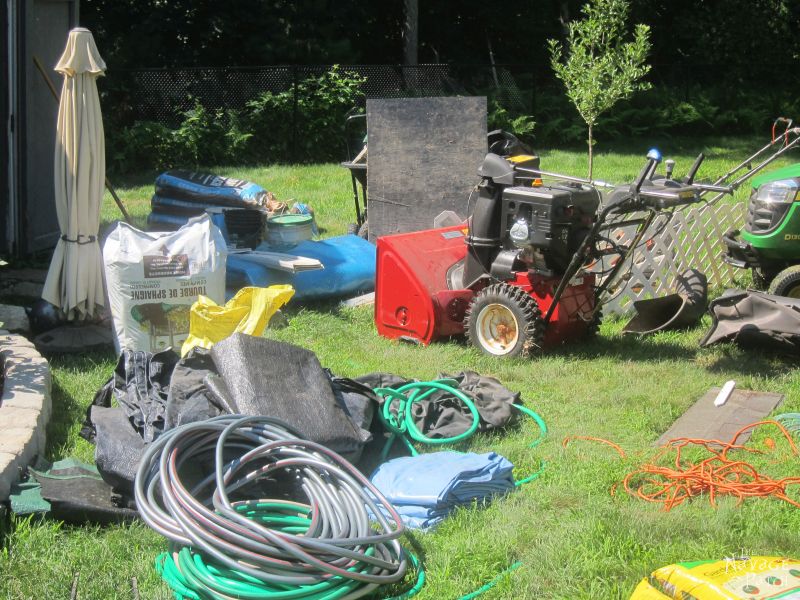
[375,226,597,348]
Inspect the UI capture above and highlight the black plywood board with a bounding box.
[655,388,784,446]
[366,97,487,241]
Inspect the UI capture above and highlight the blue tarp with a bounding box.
[370,451,515,529]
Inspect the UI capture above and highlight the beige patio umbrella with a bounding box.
[42,28,107,320]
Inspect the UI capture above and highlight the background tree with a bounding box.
[548,0,651,178]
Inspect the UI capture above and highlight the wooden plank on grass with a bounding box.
[233,251,323,273]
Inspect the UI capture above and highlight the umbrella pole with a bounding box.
[33,54,132,224]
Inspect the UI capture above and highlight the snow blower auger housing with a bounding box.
[376,149,725,357]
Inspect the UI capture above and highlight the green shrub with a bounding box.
[487,99,536,145]
[106,65,800,175]
[245,65,366,162]
[531,84,800,147]
[172,103,252,166]
[108,120,175,173]
[107,66,366,174]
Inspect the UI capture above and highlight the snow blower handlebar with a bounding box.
[514,166,616,189]
[542,150,714,323]
[632,148,662,193]
[685,152,705,184]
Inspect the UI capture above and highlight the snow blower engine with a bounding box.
[375,149,727,357]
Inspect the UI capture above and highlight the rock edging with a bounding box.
[0,331,52,501]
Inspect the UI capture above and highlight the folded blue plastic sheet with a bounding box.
[226,235,376,301]
[370,451,515,529]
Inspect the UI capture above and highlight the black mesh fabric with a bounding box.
[91,405,147,495]
[210,334,368,461]
[328,375,376,443]
[84,337,372,494]
[80,349,179,444]
[165,347,224,429]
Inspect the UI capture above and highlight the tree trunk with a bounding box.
[587,123,594,180]
[403,0,419,65]
[557,0,570,36]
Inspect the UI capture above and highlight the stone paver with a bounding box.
[0,452,19,500]
[0,269,47,301]
[0,304,30,333]
[0,333,51,501]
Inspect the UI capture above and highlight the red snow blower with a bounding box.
[375,149,730,357]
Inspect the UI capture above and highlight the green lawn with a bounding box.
[4,137,800,599]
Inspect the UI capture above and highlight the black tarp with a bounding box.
[82,335,372,497]
[700,289,800,353]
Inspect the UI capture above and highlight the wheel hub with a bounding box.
[476,303,519,355]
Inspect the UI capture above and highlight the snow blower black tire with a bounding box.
[583,307,602,339]
[464,283,545,358]
[768,265,800,299]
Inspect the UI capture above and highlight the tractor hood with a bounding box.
[751,163,800,188]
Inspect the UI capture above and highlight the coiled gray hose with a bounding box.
[134,415,409,599]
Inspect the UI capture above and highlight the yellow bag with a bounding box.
[181,285,294,356]
[630,556,800,599]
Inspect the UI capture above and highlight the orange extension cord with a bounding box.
[563,420,800,511]
[562,435,627,458]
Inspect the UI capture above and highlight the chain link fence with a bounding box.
[107,61,800,120]
[106,64,538,125]
[100,62,800,167]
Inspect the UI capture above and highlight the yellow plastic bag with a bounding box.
[630,556,800,599]
[180,285,294,356]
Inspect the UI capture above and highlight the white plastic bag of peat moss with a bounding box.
[103,214,227,353]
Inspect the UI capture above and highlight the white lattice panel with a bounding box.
[593,202,745,317]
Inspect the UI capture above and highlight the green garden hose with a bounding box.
[156,546,427,600]
[136,416,419,600]
[141,395,543,600]
[373,379,547,486]
[458,561,522,600]
[374,379,480,460]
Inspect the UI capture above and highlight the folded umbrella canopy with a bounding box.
[42,28,106,320]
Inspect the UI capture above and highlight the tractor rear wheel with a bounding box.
[768,265,800,299]
[464,283,545,358]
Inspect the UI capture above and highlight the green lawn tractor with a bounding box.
[724,119,800,297]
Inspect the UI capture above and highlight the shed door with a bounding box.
[18,0,78,255]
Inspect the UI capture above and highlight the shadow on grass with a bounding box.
[702,346,799,378]
[45,376,87,460]
[44,352,112,460]
[550,333,698,363]
[283,297,355,316]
